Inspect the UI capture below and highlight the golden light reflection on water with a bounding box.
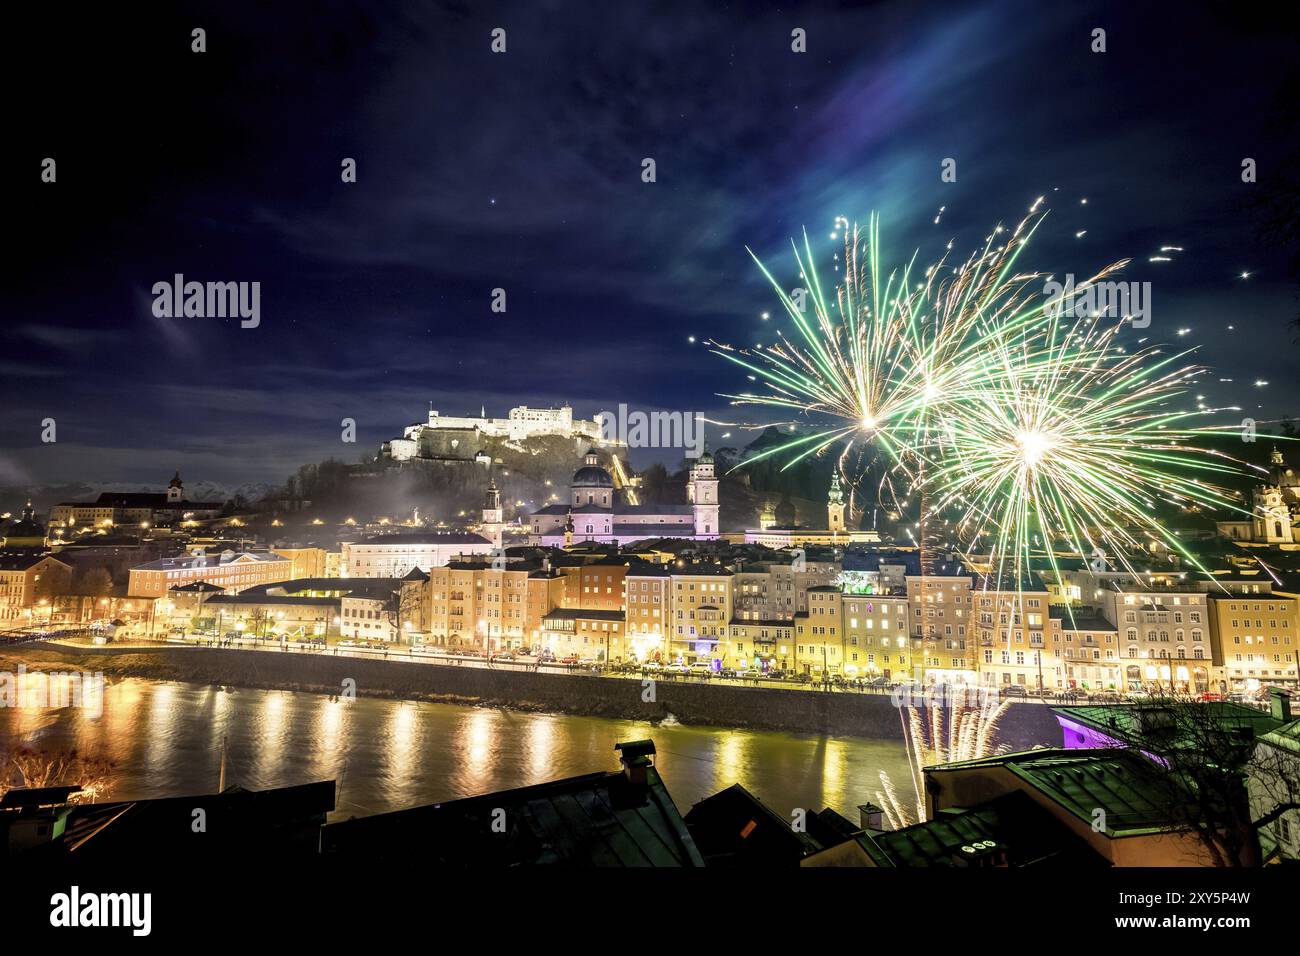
[820,737,847,807]
[144,682,179,776]
[101,679,143,754]
[246,690,288,786]
[0,678,914,822]
[526,717,557,778]
[713,731,747,794]
[384,702,418,785]
[461,709,496,792]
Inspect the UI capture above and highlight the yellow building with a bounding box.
[425,560,565,651]
[525,569,566,647]
[270,547,328,580]
[1209,591,1298,693]
[842,592,913,680]
[793,586,844,677]
[726,620,794,671]
[539,608,626,662]
[1047,611,1120,692]
[0,554,73,627]
[668,566,734,665]
[970,585,1052,691]
[427,561,523,651]
[624,564,671,662]
[905,574,976,685]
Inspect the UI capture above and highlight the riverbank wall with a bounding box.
[7,643,1064,747]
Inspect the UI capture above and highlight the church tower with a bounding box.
[759,499,776,531]
[827,471,845,535]
[1253,484,1295,544]
[1251,447,1296,544]
[482,479,503,549]
[167,471,184,503]
[689,449,719,538]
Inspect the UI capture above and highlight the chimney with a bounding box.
[1270,687,1293,723]
[614,739,656,789]
[858,802,886,832]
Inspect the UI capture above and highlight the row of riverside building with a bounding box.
[137,539,1300,697]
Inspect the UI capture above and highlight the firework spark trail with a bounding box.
[709,205,1070,509]
[884,695,1013,827]
[924,294,1252,594]
[714,201,1263,590]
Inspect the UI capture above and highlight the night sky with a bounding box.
[7,0,1298,493]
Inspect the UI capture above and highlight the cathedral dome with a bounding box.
[572,465,613,487]
[573,447,613,487]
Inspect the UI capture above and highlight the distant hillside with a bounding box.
[0,480,276,517]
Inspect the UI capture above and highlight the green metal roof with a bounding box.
[857,790,1108,867]
[926,748,1185,834]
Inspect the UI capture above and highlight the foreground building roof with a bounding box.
[322,740,703,866]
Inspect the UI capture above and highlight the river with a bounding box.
[0,676,915,822]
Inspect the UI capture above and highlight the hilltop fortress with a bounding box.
[382,404,621,462]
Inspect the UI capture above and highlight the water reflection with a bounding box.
[0,677,912,822]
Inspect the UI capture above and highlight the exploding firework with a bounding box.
[715,201,1260,580]
[712,206,1059,480]
[924,298,1249,585]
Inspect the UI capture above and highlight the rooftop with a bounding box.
[926,747,1189,835]
[322,741,702,866]
[855,790,1108,868]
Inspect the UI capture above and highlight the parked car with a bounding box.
[492,652,517,662]
[641,661,662,672]
[664,663,689,674]
[688,662,713,677]
[560,654,580,665]
[1001,685,1028,698]
[733,668,760,679]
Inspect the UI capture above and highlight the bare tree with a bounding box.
[0,747,117,803]
[383,582,423,644]
[1110,697,1300,866]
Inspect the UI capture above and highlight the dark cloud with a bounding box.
[5,0,1297,491]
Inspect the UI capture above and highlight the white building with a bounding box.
[528,448,719,546]
[383,404,619,461]
[342,532,494,577]
[1216,447,1300,545]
